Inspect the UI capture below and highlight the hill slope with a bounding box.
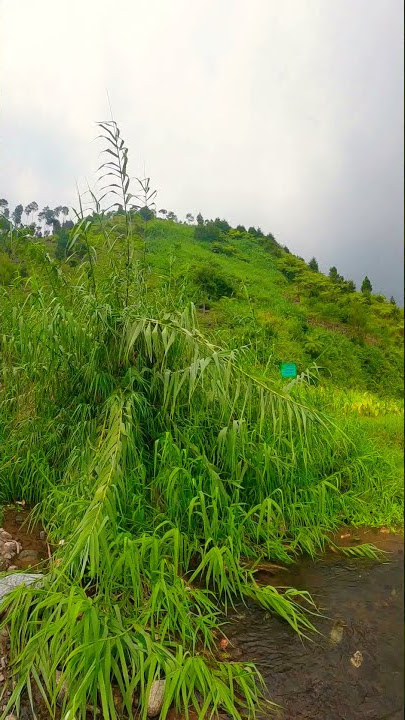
[0,190,403,719]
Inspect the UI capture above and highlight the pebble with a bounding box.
[350,650,363,668]
[147,679,166,717]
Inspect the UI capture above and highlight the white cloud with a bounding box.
[0,0,403,298]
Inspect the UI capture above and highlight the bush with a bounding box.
[194,219,231,244]
[191,263,236,302]
[211,243,237,256]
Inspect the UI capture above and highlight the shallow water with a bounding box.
[225,530,404,719]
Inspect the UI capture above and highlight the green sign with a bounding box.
[280,362,297,379]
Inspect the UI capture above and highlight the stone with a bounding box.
[350,650,363,668]
[0,573,43,601]
[329,621,344,646]
[2,542,19,558]
[16,550,40,569]
[147,679,166,717]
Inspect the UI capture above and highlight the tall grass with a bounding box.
[0,124,402,719]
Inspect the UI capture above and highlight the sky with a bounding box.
[0,0,403,301]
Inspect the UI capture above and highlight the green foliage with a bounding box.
[194,221,225,244]
[191,263,236,302]
[211,242,237,256]
[0,123,403,720]
[361,275,373,294]
[308,257,319,272]
[0,252,18,284]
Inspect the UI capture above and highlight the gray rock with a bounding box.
[0,573,43,601]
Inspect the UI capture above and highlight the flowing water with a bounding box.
[225,530,404,719]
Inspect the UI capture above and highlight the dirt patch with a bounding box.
[0,506,49,572]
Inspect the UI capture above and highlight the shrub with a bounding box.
[191,263,236,301]
[211,243,237,256]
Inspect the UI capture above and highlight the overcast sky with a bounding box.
[1,0,403,300]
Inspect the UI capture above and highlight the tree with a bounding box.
[361,276,372,294]
[194,221,225,244]
[24,201,38,224]
[328,266,344,283]
[390,296,397,306]
[29,201,38,222]
[61,206,69,224]
[196,212,204,226]
[158,209,167,218]
[38,206,58,232]
[248,226,257,236]
[308,257,319,272]
[166,211,178,222]
[24,205,30,224]
[0,199,9,220]
[342,280,356,293]
[185,213,195,224]
[236,224,246,232]
[138,206,155,221]
[213,218,230,233]
[11,204,24,226]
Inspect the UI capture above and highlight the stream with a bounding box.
[225,530,404,719]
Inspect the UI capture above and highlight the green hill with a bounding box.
[0,124,403,720]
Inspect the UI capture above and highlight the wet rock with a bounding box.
[0,573,43,601]
[350,650,363,668]
[147,679,166,717]
[329,621,344,646]
[16,550,41,569]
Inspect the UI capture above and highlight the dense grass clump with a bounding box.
[0,123,402,719]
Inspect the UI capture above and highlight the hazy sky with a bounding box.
[1,0,403,300]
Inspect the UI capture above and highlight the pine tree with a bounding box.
[361,276,372,294]
[308,257,319,272]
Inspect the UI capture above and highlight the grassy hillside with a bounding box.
[0,122,403,720]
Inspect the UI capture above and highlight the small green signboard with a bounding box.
[280,362,297,379]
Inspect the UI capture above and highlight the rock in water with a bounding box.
[0,573,43,601]
[147,679,165,717]
[350,650,363,668]
[329,620,345,646]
